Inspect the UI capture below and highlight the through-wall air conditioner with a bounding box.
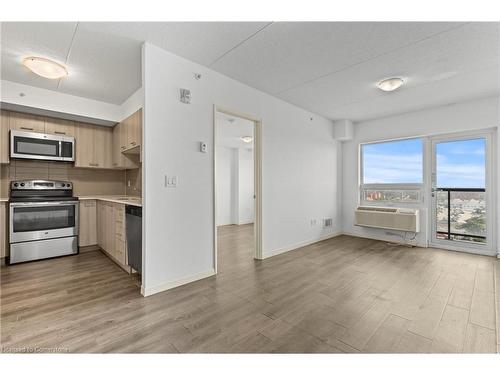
[354,206,420,233]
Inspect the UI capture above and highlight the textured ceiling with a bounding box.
[2,22,499,121]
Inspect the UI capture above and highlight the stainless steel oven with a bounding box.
[10,130,75,162]
[8,180,79,264]
[9,201,79,243]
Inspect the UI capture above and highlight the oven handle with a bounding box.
[9,201,79,207]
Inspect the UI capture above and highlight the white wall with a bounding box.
[342,96,500,255]
[216,146,238,226]
[143,43,341,295]
[238,148,254,225]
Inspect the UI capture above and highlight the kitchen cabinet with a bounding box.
[0,202,7,260]
[44,118,75,137]
[79,200,97,247]
[9,111,45,133]
[75,123,113,169]
[112,121,137,169]
[94,125,113,168]
[126,109,142,150]
[0,110,9,164]
[96,200,129,272]
[9,112,45,133]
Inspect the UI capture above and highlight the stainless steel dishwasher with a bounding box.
[125,205,142,274]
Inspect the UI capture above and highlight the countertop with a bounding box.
[0,196,142,206]
[78,195,142,207]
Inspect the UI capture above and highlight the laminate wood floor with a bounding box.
[1,224,498,353]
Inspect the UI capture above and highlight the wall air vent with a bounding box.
[323,218,333,228]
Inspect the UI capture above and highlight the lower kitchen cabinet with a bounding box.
[0,202,8,260]
[96,200,130,272]
[79,200,97,247]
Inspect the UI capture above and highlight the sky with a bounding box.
[363,138,486,188]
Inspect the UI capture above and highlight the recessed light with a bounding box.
[240,136,253,143]
[22,56,68,79]
[377,77,404,92]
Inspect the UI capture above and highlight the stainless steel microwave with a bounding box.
[10,130,75,162]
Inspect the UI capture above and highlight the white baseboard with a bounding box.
[141,268,216,297]
[261,231,342,260]
[238,220,254,225]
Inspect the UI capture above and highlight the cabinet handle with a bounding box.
[54,131,66,135]
[20,127,34,131]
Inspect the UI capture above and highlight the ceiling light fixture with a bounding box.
[377,77,404,92]
[22,56,68,79]
[240,136,253,143]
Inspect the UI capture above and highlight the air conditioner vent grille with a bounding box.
[355,206,420,232]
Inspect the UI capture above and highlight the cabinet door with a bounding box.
[9,112,45,133]
[0,202,7,259]
[112,123,122,168]
[114,204,127,265]
[79,200,97,247]
[93,125,113,169]
[112,122,138,169]
[75,123,95,168]
[97,201,105,249]
[105,203,115,257]
[44,118,75,137]
[0,110,9,164]
[126,109,142,149]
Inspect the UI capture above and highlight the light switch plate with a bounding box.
[165,175,178,187]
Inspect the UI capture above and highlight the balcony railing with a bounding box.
[436,188,486,244]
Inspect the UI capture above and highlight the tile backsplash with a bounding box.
[125,167,142,197]
[0,160,127,197]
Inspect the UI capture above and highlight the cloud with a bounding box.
[364,152,422,183]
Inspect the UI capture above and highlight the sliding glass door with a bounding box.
[430,132,494,254]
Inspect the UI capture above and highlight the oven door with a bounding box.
[9,201,79,243]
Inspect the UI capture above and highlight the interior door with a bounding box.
[430,132,493,254]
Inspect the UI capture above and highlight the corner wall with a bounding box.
[342,96,500,254]
[142,43,341,295]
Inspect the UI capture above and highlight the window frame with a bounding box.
[359,137,425,205]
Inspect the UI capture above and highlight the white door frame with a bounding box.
[213,105,263,273]
[428,129,497,256]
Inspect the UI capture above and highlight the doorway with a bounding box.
[213,106,262,273]
[429,131,496,255]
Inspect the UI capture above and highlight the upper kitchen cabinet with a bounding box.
[0,110,9,164]
[9,111,45,133]
[44,118,75,137]
[126,109,142,151]
[111,108,142,169]
[112,121,138,169]
[75,123,113,169]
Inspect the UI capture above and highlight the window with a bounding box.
[360,138,423,203]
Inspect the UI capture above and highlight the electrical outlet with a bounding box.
[127,180,131,187]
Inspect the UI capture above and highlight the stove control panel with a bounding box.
[11,180,73,190]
